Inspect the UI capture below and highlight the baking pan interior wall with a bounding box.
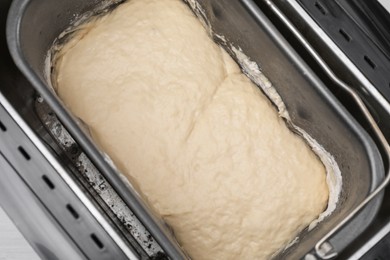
[6,0,385,258]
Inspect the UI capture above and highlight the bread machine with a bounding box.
[1,0,390,259]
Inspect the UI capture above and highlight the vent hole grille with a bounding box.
[315,1,327,15]
[42,175,55,189]
[364,55,376,69]
[90,234,104,249]
[0,121,6,132]
[66,204,79,219]
[339,29,351,42]
[18,146,31,160]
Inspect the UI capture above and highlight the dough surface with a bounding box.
[55,0,329,259]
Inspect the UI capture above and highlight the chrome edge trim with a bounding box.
[0,92,139,260]
[285,0,390,115]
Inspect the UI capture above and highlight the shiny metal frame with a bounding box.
[260,0,390,258]
[6,0,386,258]
[0,92,139,260]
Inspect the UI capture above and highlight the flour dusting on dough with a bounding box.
[230,46,342,231]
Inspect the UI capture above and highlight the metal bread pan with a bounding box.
[7,0,385,258]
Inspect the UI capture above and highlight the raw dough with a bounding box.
[55,0,329,259]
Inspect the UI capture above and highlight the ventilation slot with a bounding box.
[364,55,376,69]
[339,29,351,42]
[18,146,31,160]
[91,234,104,249]
[0,121,6,132]
[66,204,79,219]
[315,1,327,15]
[42,175,55,189]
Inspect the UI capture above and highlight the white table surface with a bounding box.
[378,0,390,13]
[0,206,39,260]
